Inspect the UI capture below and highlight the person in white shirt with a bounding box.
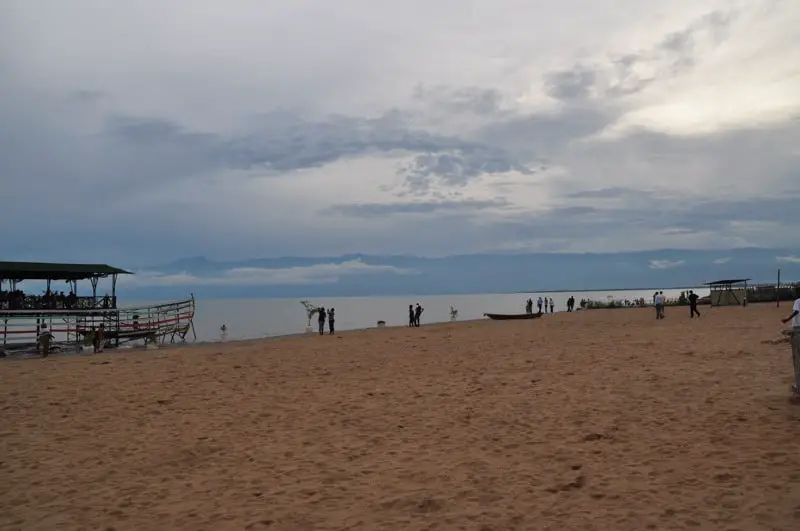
[654,291,665,319]
[780,286,800,399]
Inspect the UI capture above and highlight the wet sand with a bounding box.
[1,304,799,530]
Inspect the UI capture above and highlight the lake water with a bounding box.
[141,288,709,343]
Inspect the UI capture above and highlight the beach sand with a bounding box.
[1,304,799,530]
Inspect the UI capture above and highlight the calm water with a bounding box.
[133,288,708,343]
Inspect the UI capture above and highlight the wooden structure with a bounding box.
[1,261,195,354]
[705,278,750,307]
[0,261,131,309]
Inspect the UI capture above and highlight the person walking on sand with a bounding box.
[37,324,54,358]
[317,307,326,336]
[688,290,701,318]
[95,323,105,352]
[327,308,335,335]
[414,303,424,327]
[654,291,665,320]
[781,286,800,400]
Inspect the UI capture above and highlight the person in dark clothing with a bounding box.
[327,308,335,334]
[317,307,326,335]
[409,304,415,327]
[525,298,533,314]
[688,290,700,318]
[414,303,423,327]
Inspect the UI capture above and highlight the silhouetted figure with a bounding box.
[537,297,543,313]
[96,323,105,352]
[408,304,415,327]
[688,290,700,318]
[317,307,326,335]
[525,298,533,314]
[327,308,335,334]
[414,303,423,327]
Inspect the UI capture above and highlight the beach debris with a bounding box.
[546,474,586,493]
[415,496,443,513]
[583,431,612,442]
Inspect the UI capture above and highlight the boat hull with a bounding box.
[484,312,543,320]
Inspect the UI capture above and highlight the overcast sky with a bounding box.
[2,0,799,266]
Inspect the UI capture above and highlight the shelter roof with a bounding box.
[0,262,132,281]
[704,278,750,286]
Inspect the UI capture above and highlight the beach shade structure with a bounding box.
[704,278,750,307]
[1,261,195,353]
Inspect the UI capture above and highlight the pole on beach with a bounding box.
[777,269,780,308]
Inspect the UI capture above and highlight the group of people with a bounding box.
[652,290,701,320]
[0,289,80,310]
[525,297,556,314]
[316,307,335,335]
[35,323,105,358]
[409,303,424,327]
[0,289,115,310]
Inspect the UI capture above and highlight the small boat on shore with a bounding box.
[484,312,543,320]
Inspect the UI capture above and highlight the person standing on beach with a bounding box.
[537,297,543,313]
[549,298,554,313]
[327,308,335,334]
[414,303,424,327]
[688,290,700,318]
[780,286,800,400]
[525,298,533,314]
[654,292,665,319]
[317,307,326,335]
[408,304,415,327]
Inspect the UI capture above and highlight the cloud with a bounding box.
[776,255,800,264]
[322,198,511,218]
[713,257,731,264]
[121,259,415,287]
[649,259,686,270]
[1,0,799,264]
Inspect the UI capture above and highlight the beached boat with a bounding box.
[484,312,543,320]
[1,261,196,354]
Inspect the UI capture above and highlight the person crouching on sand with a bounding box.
[781,286,800,400]
[327,308,335,335]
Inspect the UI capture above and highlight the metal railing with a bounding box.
[1,296,195,351]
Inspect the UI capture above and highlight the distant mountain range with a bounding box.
[115,247,800,299]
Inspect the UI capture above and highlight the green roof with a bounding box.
[704,278,750,286]
[0,261,132,281]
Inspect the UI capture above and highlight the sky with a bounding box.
[2,0,799,268]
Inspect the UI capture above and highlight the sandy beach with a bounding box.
[1,304,799,530]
